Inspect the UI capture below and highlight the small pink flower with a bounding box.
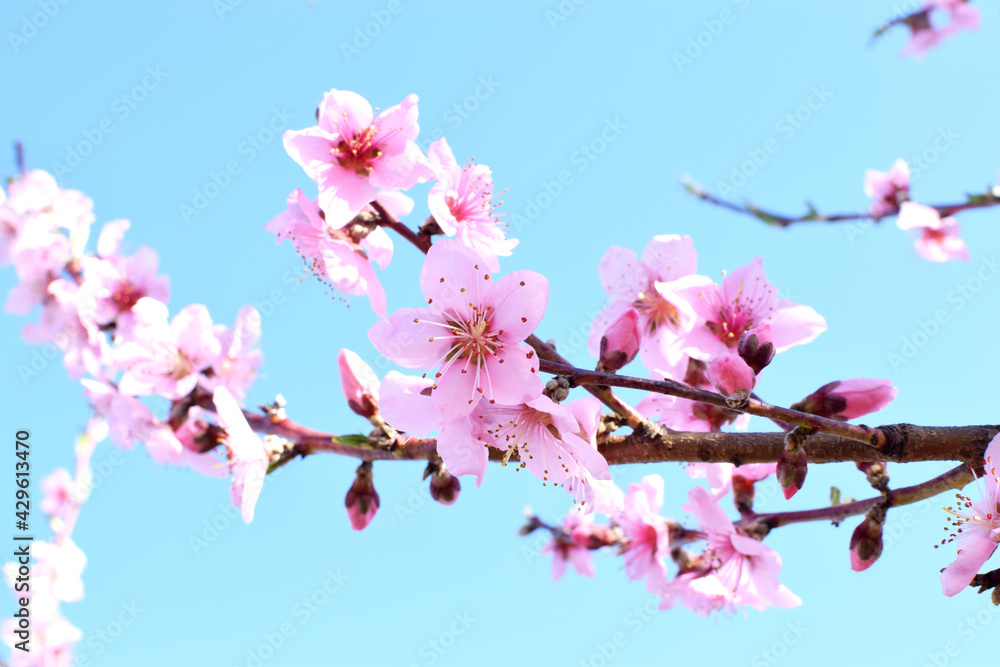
[40,469,78,521]
[599,307,641,373]
[682,486,801,612]
[864,159,910,219]
[588,236,707,370]
[266,188,392,316]
[338,348,380,419]
[676,257,826,361]
[22,279,110,379]
[113,298,221,400]
[445,394,612,497]
[213,386,269,523]
[544,507,598,581]
[369,240,547,421]
[940,434,1000,596]
[897,202,969,262]
[616,475,673,593]
[202,306,263,404]
[283,89,435,226]
[427,138,516,272]
[80,379,185,465]
[708,354,756,407]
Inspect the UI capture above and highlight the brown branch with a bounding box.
[245,409,996,468]
[750,464,974,530]
[540,360,887,448]
[682,178,1000,228]
[370,200,432,253]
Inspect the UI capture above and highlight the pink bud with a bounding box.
[849,507,886,572]
[830,379,897,420]
[791,379,896,420]
[775,445,808,500]
[338,349,381,419]
[428,467,461,506]
[345,461,379,530]
[736,324,775,375]
[598,308,641,373]
[708,354,756,407]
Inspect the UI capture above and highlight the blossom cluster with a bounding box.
[864,159,971,262]
[2,170,277,522]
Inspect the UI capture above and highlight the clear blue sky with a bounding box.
[2,2,999,665]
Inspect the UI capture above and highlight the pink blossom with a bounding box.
[339,348,380,418]
[440,394,611,497]
[345,461,380,531]
[377,371,446,437]
[369,240,547,420]
[77,225,170,326]
[41,469,78,521]
[940,434,1000,596]
[682,486,801,612]
[283,89,435,226]
[202,306,263,404]
[864,159,909,219]
[588,235,708,370]
[598,307,641,373]
[426,138,516,272]
[22,279,110,379]
[544,507,597,580]
[686,461,776,500]
[708,354,756,406]
[897,202,969,262]
[113,298,221,400]
[675,256,826,361]
[266,188,392,316]
[792,379,897,420]
[213,386,269,524]
[80,380,186,465]
[616,475,673,593]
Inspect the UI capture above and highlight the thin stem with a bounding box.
[371,200,432,253]
[682,178,1000,228]
[540,359,885,448]
[526,335,648,430]
[750,464,973,529]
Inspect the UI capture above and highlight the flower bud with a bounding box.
[708,354,756,408]
[598,308,641,373]
[849,506,886,572]
[736,324,775,375]
[425,462,461,506]
[776,427,811,500]
[344,461,379,530]
[791,379,896,420]
[338,349,381,419]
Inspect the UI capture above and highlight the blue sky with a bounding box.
[2,1,999,665]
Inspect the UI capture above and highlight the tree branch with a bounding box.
[682,178,1000,228]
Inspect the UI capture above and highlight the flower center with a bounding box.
[334,127,382,176]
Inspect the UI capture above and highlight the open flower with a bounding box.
[897,202,969,263]
[283,89,435,226]
[675,257,826,361]
[427,138,516,271]
[369,240,547,421]
[940,434,1000,596]
[266,188,393,316]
